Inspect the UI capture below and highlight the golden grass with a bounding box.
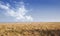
[0,22,60,36]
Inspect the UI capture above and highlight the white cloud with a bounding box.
[0,1,33,22]
[26,16,33,21]
[0,4,9,9]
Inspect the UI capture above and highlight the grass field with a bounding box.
[0,22,60,36]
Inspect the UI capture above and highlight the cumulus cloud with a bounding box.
[0,1,33,22]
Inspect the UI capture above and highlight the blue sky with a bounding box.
[0,0,60,22]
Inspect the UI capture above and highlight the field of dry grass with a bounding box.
[0,22,60,36]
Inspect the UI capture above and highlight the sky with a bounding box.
[0,0,60,22]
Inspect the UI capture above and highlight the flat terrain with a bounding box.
[0,22,60,36]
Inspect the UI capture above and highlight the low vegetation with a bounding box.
[0,22,60,36]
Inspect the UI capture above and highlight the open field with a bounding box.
[0,22,60,36]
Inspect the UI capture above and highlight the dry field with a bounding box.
[0,22,60,36]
